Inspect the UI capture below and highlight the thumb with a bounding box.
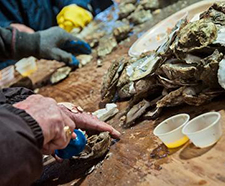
[50,48,79,66]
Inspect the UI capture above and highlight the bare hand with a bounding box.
[13,95,76,154]
[10,23,35,33]
[58,102,121,139]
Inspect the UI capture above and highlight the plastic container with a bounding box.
[182,112,222,148]
[55,129,87,159]
[15,56,37,77]
[129,0,224,57]
[153,114,190,148]
[0,65,15,87]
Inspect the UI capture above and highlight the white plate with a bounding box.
[128,0,223,57]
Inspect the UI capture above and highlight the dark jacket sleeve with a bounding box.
[52,0,91,11]
[0,87,44,186]
[0,27,40,61]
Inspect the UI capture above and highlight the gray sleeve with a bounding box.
[0,27,40,61]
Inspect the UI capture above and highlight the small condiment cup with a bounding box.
[15,56,37,77]
[153,114,190,148]
[182,112,222,148]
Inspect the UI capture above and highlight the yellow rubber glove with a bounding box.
[57,4,93,32]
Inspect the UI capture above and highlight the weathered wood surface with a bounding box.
[35,1,225,185]
[36,39,225,186]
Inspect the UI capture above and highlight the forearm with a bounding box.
[0,27,40,61]
[0,105,43,186]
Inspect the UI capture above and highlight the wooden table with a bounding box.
[34,0,225,185]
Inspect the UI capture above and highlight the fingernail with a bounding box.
[112,129,121,139]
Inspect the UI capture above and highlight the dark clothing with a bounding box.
[0,88,43,186]
[0,0,113,31]
[0,28,44,185]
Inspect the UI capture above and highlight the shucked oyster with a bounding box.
[72,132,111,160]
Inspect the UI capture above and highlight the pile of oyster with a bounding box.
[101,2,225,127]
[74,0,169,59]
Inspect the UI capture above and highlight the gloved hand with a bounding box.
[38,27,91,66]
[57,4,93,32]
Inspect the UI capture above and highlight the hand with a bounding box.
[13,95,76,154]
[58,102,121,139]
[57,4,93,32]
[38,27,91,66]
[10,23,35,33]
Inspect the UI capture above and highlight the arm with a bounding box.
[0,88,43,186]
[0,26,91,65]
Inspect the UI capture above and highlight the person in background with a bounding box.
[0,26,121,185]
[0,0,113,69]
[0,0,113,33]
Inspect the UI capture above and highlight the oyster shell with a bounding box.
[156,87,185,108]
[117,82,135,99]
[174,19,218,56]
[200,6,225,26]
[128,9,153,25]
[159,62,198,83]
[139,0,159,10]
[113,22,132,42]
[72,132,111,160]
[182,86,223,106]
[118,3,135,19]
[129,53,161,81]
[50,67,71,84]
[97,35,117,58]
[200,49,223,88]
[101,58,127,102]
[77,55,93,67]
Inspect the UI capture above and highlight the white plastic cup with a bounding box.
[15,56,37,77]
[153,114,190,148]
[182,112,222,148]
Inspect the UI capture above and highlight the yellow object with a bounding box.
[165,136,189,148]
[57,4,93,32]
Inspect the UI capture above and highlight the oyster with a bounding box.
[77,55,93,67]
[128,9,152,25]
[200,6,225,26]
[118,82,135,99]
[101,58,127,102]
[200,49,223,88]
[129,53,161,81]
[92,103,119,122]
[156,87,185,108]
[159,62,198,84]
[118,3,135,19]
[72,132,111,160]
[182,86,223,106]
[139,0,159,10]
[50,66,71,84]
[113,22,132,42]
[97,35,117,58]
[174,19,218,55]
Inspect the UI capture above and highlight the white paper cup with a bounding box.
[15,56,37,77]
[153,114,190,148]
[182,112,222,148]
